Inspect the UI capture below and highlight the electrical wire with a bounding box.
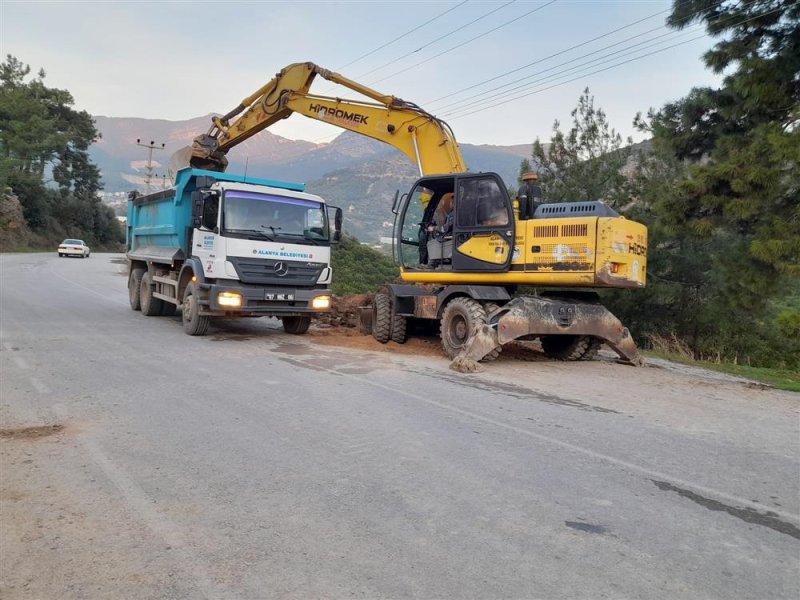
[334,0,470,72]
[424,0,753,110]
[367,0,559,86]
[443,2,792,122]
[434,22,705,114]
[354,0,520,82]
[423,6,673,107]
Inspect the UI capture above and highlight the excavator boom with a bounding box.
[172,62,465,177]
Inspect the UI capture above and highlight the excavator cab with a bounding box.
[394,173,514,273]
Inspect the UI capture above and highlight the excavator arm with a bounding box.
[172,62,466,177]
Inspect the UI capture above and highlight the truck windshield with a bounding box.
[222,190,329,243]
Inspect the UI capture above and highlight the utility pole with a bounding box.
[136,139,165,194]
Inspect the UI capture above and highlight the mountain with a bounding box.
[90,114,534,242]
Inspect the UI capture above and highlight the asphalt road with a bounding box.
[1,252,798,599]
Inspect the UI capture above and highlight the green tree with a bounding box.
[614,0,800,367]
[530,88,633,207]
[0,55,122,247]
[330,235,399,295]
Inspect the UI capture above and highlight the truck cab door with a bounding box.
[451,174,514,272]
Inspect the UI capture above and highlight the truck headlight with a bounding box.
[218,291,242,307]
[312,295,331,310]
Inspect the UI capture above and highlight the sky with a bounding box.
[2,0,722,147]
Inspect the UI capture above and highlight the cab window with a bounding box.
[456,178,508,228]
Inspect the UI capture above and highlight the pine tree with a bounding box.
[529,88,633,207]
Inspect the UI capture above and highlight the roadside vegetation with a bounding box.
[0,55,124,252]
[330,235,399,296]
[523,1,799,373]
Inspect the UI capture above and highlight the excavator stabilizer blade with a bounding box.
[495,297,643,365]
[449,324,500,373]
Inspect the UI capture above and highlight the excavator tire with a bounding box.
[372,292,392,343]
[391,312,408,344]
[441,297,494,360]
[579,338,603,361]
[541,335,595,361]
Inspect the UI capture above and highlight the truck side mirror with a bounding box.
[201,194,219,231]
[333,207,343,243]
[191,191,203,228]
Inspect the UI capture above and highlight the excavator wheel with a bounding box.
[391,312,408,344]
[579,337,603,361]
[540,335,598,361]
[372,292,392,343]
[441,297,495,361]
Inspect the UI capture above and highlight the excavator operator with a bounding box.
[517,171,543,219]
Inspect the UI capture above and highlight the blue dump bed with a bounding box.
[126,167,304,263]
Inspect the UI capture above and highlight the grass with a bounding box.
[644,350,800,393]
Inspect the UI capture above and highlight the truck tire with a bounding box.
[182,282,210,336]
[372,292,392,343]
[440,297,491,360]
[541,335,594,361]
[160,302,177,317]
[140,272,164,316]
[128,267,145,311]
[283,316,311,335]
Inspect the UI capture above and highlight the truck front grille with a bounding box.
[228,257,325,287]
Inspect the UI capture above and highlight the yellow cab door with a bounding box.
[451,174,514,272]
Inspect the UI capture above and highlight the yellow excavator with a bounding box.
[173,61,647,365]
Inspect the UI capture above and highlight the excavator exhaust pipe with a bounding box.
[450,296,643,372]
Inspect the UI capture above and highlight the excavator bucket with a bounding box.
[450,296,643,370]
[168,134,228,181]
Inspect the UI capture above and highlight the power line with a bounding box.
[422,5,673,107]
[443,2,791,122]
[353,0,520,82]
[334,0,470,72]
[368,0,559,86]
[425,0,751,110]
[435,22,704,114]
[439,0,763,118]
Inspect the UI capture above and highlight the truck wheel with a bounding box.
[182,282,210,336]
[440,297,489,359]
[282,316,311,334]
[390,313,408,343]
[140,272,164,316]
[541,335,593,361]
[160,302,177,317]
[128,267,145,311]
[372,292,392,343]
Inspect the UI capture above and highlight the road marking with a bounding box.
[47,261,129,306]
[304,358,800,524]
[47,404,222,599]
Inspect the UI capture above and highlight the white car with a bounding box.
[58,239,91,258]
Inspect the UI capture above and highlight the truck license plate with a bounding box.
[265,293,294,301]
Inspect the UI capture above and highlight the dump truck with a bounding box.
[126,167,341,335]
